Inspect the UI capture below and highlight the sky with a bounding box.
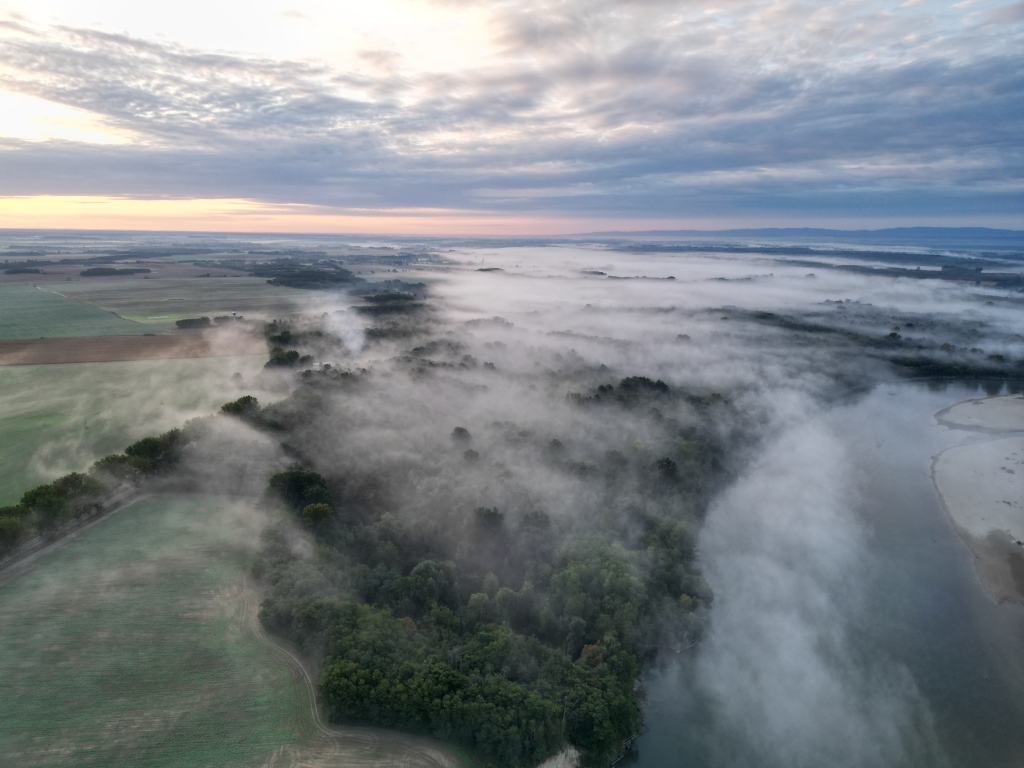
[0,0,1021,235]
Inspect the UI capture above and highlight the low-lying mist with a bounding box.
[190,243,1019,765]
[694,416,945,767]
[14,241,1016,765]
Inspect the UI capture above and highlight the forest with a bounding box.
[227,294,737,766]
[250,371,724,766]
[0,282,737,767]
[0,372,728,767]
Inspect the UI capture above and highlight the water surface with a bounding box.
[629,381,1024,768]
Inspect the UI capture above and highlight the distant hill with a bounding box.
[577,227,1024,247]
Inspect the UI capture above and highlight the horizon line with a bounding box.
[1,224,1022,240]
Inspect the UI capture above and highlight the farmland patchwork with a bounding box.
[0,284,150,340]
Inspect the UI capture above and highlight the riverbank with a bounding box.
[936,393,1024,433]
[932,394,1024,603]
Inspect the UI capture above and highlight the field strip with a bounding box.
[0,283,152,340]
[0,334,241,365]
[0,496,309,766]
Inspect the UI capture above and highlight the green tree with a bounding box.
[302,502,332,527]
[0,516,30,555]
[221,395,260,417]
[123,429,185,473]
[268,465,333,512]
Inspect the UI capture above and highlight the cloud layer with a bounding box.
[0,1,1021,226]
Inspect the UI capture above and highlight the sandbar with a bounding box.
[932,394,1024,603]
[936,393,1024,433]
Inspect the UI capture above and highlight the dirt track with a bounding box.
[0,332,264,365]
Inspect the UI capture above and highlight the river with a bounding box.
[628,380,1024,768]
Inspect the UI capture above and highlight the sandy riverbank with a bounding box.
[936,393,1024,433]
[933,437,1024,602]
[932,394,1024,603]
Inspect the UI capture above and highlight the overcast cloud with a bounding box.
[0,0,1020,226]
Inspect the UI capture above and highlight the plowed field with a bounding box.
[0,331,263,365]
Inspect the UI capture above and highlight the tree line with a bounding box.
[0,428,189,558]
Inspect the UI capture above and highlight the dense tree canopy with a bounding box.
[252,366,724,766]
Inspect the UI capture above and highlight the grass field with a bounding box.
[0,356,273,506]
[0,284,151,340]
[0,497,306,767]
[54,278,318,326]
[0,497,466,768]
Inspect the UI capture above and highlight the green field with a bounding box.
[0,356,273,506]
[0,496,466,768]
[54,278,316,326]
[0,284,151,339]
[0,497,306,766]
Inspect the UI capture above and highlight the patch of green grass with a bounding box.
[54,278,314,326]
[0,497,308,767]
[0,356,271,506]
[0,284,150,339]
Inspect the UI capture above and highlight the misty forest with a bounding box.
[2,234,1023,767]
[0,0,1021,762]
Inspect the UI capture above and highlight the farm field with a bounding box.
[0,284,151,339]
[0,355,272,505]
[0,261,244,286]
[0,331,265,366]
[54,277,319,326]
[0,496,466,768]
[0,496,302,766]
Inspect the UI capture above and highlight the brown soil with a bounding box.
[0,331,263,365]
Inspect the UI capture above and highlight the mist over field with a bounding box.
[1,0,1021,762]
[189,241,1017,766]
[2,234,1023,767]
[404,248,999,766]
